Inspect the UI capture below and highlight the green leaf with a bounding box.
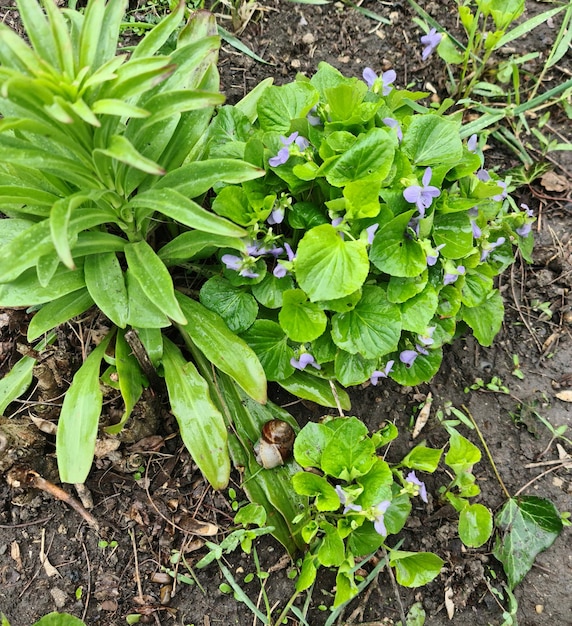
[296,553,317,591]
[0,265,86,306]
[389,551,444,587]
[390,347,443,386]
[279,371,350,410]
[154,159,264,198]
[234,502,267,527]
[200,276,258,333]
[293,421,332,468]
[384,493,412,535]
[84,252,129,328]
[318,522,345,567]
[125,269,171,329]
[32,613,87,626]
[331,285,401,359]
[27,288,94,341]
[292,472,340,511]
[94,134,165,175]
[461,290,504,346]
[128,188,247,238]
[161,338,230,490]
[325,128,395,187]
[401,115,463,166]
[356,459,393,508]
[334,350,376,386]
[321,417,375,480]
[493,496,563,589]
[0,355,35,415]
[105,330,144,435]
[158,231,246,266]
[257,81,319,133]
[176,292,267,403]
[387,272,428,304]
[279,289,328,342]
[401,445,442,473]
[459,503,493,548]
[370,211,427,277]
[124,240,186,325]
[445,430,481,473]
[346,521,385,557]
[433,212,474,259]
[400,287,438,333]
[56,330,115,483]
[240,320,295,381]
[251,273,294,309]
[296,224,369,301]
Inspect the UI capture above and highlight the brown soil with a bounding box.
[1,1,571,625]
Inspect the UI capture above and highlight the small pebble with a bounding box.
[535,605,544,614]
[50,587,67,609]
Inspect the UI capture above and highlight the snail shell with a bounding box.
[254,419,295,469]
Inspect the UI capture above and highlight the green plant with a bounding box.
[0,0,269,489]
[191,61,531,406]
[290,416,492,608]
[1,613,86,626]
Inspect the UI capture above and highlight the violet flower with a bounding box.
[467,133,478,153]
[480,237,506,261]
[268,207,285,225]
[221,254,259,279]
[269,132,309,167]
[366,223,379,245]
[476,168,490,182]
[372,500,391,536]
[400,350,418,368]
[406,471,428,503]
[370,360,394,385]
[290,352,321,371]
[421,28,442,61]
[335,485,362,514]
[426,243,445,266]
[273,242,296,278]
[443,265,465,286]
[403,167,440,217]
[418,327,435,346]
[383,117,403,142]
[470,219,482,239]
[363,67,396,95]
[492,180,508,202]
[516,223,531,237]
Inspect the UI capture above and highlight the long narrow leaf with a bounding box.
[94,134,165,175]
[217,26,270,65]
[495,5,566,49]
[176,291,267,403]
[129,188,247,238]
[130,0,185,60]
[124,240,186,325]
[27,288,94,341]
[84,252,129,328]
[161,337,230,490]
[41,0,75,77]
[78,0,106,71]
[56,330,115,483]
[140,90,225,128]
[16,0,58,69]
[0,265,86,306]
[0,355,36,414]
[95,0,128,67]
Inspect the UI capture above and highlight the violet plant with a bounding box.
[195,61,533,409]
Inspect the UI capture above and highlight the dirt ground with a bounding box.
[1,1,571,625]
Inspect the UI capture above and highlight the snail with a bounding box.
[254,419,295,469]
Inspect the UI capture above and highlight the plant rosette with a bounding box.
[197,61,534,407]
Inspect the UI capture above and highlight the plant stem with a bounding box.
[462,405,512,500]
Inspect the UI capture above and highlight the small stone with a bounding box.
[291,59,301,69]
[302,32,315,45]
[535,605,544,614]
[50,587,67,609]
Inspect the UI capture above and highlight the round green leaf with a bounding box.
[294,421,332,468]
[251,273,294,309]
[292,472,340,511]
[241,320,295,381]
[334,350,376,386]
[279,289,327,342]
[296,224,369,302]
[459,503,493,548]
[200,276,258,333]
[401,115,463,167]
[331,286,402,359]
[461,289,504,347]
[390,551,444,587]
[391,347,443,386]
[321,418,375,481]
[400,286,438,333]
[433,212,474,259]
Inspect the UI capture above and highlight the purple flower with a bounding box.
[480,237,506,261]
[476,168,491,182]
[268,207,285,225]
[443,265,465,286]
[521,203,533,217]
[470,219,482,239]
[421,28,442,61]
[291,352,321,371]
[516,223,531,237]
[372,500,391,536]
[273,242,296,278]
[418,327,435,346]
[467,133,478,152]
[221,254,259,279]
[426,243,445,266]
[370,360,394,385]
[492,180,508,202]
[307,107,321,126]
[366,223,379,245]
[363,67,396,95]
[403,167,440,217]
[269,132,308,167]
[406,471,428,503]
[400,350,418,368]
[335,485,363,514]
[383,117,403,142]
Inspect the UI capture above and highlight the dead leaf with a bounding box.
[412,392,433,439]
[445,586,455,619]
[555,390,572,402]
[11,541,22,571]
[29,415,57,435]
[540,171,569,192]
[40,529,59,578]
[177,513,218,536]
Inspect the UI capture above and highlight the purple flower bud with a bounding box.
[406,471,428,503]
[467,133,478,152]
[370,360,394,385]
[493,180,508,202]
[267,207,285,225]
[426,243,445,266]
[516,223,531,237]
[471,219,482,239]
[269,147,290,167]
[421,28,442,61]
[273,264,287,278]
[363,67,377,87]
[443,265,465,286]
[476,168,491,182]
[290,352,321,371]
[335,485,362,514]
[480,237,506,261]
[400,350,418,368]
[415,344,429,356]
[373,500,391,536]
[295,136,310,151]
[521,203,533,217]
[383,117,403,142]
[221,254,241,271]
[284,242,296,262]
[366,223,379,245]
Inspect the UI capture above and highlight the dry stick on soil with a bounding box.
[124,328,164,393]
[6,467,101,532]
[513,462,572,498]
[462,406,512,500]
[130,527,145,605]
[81,541,92,624]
